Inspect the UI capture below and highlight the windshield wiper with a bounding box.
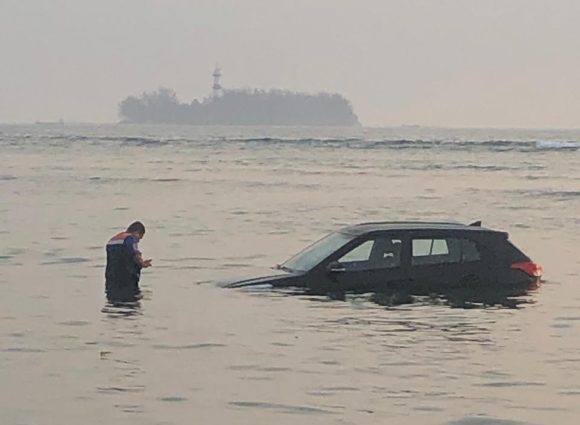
[274,264,293,273]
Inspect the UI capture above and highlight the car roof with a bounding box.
[340,221,505,236]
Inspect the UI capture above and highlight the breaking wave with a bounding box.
[1,127,579,153]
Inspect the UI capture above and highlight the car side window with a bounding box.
[413,239,452,260]
[412,239,433,257]
[431,239,449,255]
[339,240,373,262]
[338,237,402,270]
[412,238,480,265]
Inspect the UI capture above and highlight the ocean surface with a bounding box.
[1,124,579,425]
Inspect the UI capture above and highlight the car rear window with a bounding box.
[498,240,530,263]
[412,238,481,266]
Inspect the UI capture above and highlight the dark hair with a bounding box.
[126,221,146,234]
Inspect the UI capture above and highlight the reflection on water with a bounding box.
[270,281,540,310]
[369,284,539,310]
[98,300,147,417]
[101,301,143,318]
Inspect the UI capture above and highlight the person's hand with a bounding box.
[143,259,152,268]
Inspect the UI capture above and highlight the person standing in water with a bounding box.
[105,221,152,301]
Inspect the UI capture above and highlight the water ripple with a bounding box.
[152,343,226,350]
[229,401,337,415]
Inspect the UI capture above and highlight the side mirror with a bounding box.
[327,261,346,273]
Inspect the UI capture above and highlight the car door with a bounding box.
[408,233,488,292]
[408,233,463,293]
[317,232,410,293]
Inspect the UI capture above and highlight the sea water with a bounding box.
[1,124,579,425]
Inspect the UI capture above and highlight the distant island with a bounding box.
[118,68,359,126]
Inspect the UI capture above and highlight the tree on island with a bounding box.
[118,87,360,126]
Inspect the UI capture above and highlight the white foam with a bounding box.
[536,140,580,150]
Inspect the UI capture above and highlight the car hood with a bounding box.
[217,266,300,288]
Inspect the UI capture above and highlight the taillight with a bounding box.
[511,261,543,277]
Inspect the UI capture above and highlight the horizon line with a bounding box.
[2,121,580,132]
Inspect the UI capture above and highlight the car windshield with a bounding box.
[281,231,354,272]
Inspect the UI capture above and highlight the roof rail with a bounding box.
[356,220,463,226]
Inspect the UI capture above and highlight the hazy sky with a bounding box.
[1,0,579,127]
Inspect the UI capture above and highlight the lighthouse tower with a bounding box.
[212,66,223,97]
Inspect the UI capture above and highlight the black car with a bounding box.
[222,221,543,295]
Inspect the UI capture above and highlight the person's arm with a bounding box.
[135,252,152,268]
[125,236,152,268]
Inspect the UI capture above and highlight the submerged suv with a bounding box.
[223,221,542,294]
